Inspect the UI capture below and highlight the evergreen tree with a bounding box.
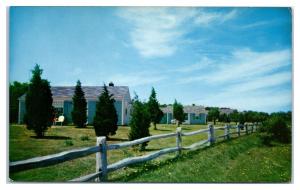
[147,87,163,130]
[219,113,227,123]
[25,64,53,137]
[129,95,151,151]
[229,110,239,124]
[71,80,87,128]
[9,81,28,123]
[208,107,219,125]
[238,112,245,125]
[93,84,118,137]
[173,99,185,127]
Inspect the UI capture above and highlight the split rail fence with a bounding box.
[10,123,257,182]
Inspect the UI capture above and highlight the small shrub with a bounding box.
[129,96,151,151]
[65,140,74,146]
[80,135,90,141]
[259,115,291,144]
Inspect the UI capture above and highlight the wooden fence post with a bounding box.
[226,125,230,140]
[245,124,248,135]
[208,124,215,145]
[96,137,107,182]
[176,127,182,155]
[251,124,254,133]
[236,124,240,137]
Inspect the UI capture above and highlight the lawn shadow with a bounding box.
[143,148,161,152]
[107,138,128,142]
[180,127,193,131]
[30,136,71,140]
[155,128,172,132]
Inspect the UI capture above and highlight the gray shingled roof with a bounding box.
[19,86,130,101]
[219,108,235,115]
[161,105,208,114]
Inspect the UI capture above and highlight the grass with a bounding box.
[9,123,291,182]
[111,135,291,183]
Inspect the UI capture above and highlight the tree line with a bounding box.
[206,106,291,126]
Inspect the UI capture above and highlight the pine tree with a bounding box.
[25,64,53,137]
[208,108,220,125]
[173,99,185,127]
[229,110,239,124]
[129,95,151,151]
[93,84,118,137]
[71,80,87,128]
[147,87,163,130]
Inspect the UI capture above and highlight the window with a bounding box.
[53,101,64,117]
[184,113,188,120]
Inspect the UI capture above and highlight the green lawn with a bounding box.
[9,123,291,182]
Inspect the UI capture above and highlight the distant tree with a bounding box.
[25,64,53,137]
[208,107,219,125]
[93,84,118,138]
[160,104,167,108]
[244,111,258,123]
[229,110,239,124]
[258,112,269,123]
[238,112,245,125]
[173,99,185,127]
[9,81,28,123]
[147,87,163,130]
[71,80,87,128]
[129,95,151,151]
[270,111,292,124]
[219,113,226,123]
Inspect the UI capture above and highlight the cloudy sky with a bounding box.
[9,7,292,113]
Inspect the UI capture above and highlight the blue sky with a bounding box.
[9,7,292,113]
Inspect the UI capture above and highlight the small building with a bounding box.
[160,105,208,124]
[18,85,131,125]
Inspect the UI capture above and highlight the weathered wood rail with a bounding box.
[9,123,257,182]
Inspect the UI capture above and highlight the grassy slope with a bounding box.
[9,124,291,182]
[112,135,291,183]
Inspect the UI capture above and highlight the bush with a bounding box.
[259,115,291,144]
[72,80,87,128]
[93,84,118,137]
[173,100,185,126]
[129,96,151,151]
[25,64,54,137]
[80,135,90,141]
[64,140,74,146]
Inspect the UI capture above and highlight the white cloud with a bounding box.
[227,71,291,93]
[181,48,291,84]
[182,48,292,112]
[118,7,196,58]
[194,9,238,25]
[118,8,237,58]
[200,88,291,113]
[222,9,238,22]
[240,21,270,29]
[173,56,214,73]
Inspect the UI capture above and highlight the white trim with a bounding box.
[166,113,169,124]
[18,100,21,124]
[121,98,124,125]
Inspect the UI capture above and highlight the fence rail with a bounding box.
[9,123,258,182]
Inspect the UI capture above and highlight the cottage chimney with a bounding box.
[109,82,114,86]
